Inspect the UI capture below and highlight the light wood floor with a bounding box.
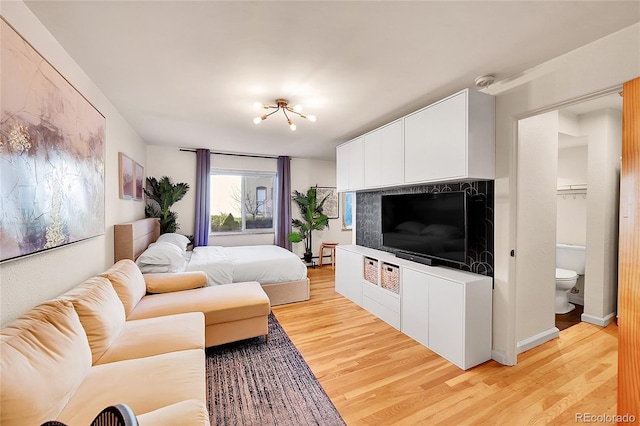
[272,266,618,425]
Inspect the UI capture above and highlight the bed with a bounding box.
[114,218,310,305]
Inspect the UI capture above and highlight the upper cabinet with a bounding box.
[364,119,403,189]
[336,136,364,192]
[337,88,494,192]
[404,89,495,184]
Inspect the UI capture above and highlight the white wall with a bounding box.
[290,158,353,259]
[557,145,588,245]
[145,147,353,256]
[583,109,622,325]
[0,2,147,325]
[515,111,559,349]
[145,146,198,235]
[486,23,639,364]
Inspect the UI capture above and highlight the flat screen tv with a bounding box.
[381,191,467,265]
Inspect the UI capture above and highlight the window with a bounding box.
[210,170,275,233]
[256,186,267,216]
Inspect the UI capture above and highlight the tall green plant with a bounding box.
[288,187,329,261]
[144,176,190,234]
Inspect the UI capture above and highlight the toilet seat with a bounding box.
[556,267,578,281]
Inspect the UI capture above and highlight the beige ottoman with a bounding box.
[128,281,271,347]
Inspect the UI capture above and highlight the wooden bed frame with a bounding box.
[113,218,310,306]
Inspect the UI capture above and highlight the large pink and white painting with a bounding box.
[0,18,105,262]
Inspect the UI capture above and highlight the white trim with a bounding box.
[491,349,514,366]
[568,293,584,306]
[581,312,616,327]
[516,327,560,354]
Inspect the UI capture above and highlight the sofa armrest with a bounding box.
[143,271,207,294]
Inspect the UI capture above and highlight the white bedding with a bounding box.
[185,245,307,286]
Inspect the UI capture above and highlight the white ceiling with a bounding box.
[24,1,639,160]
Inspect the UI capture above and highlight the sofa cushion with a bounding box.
[56,349,205,426]
[95,312,205,364]
[59,276,126,364]
[127,281,270,325]
[100,259,147,316]
[0,300,92,426]
[143,271,207,294]
[137,399,210,426]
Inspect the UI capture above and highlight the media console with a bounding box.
[335,245,493,370]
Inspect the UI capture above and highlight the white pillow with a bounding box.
[156,233,190,253]
[136,241,185,267]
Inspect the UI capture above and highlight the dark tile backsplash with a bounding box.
[355,181,494,276]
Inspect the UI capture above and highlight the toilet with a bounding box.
[555,244,586,314]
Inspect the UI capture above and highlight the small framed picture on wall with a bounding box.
[316,187,339,219]
[134,162,144,201]
[118,152,134,199]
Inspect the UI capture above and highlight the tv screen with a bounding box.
[381,191,467,264]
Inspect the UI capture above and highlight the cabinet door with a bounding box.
[349,137,365,190]
[336,143,349,192]
[335,248,363,306]
[428,276,464,368]
[364,130,382,188]
[380,120,403,186]
[401,268,429,346]
[404,92,467,183]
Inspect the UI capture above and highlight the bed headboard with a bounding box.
[114,218,160,262]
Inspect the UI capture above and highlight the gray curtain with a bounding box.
[275,156,292,250]
[194,149,210,247]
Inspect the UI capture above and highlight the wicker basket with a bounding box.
[381,263,400,294]
[363,257,379,285]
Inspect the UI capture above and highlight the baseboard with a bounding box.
[516,327,560,354]
[568,293,584,305]
[491,349,515,366]
[581,312,616,327]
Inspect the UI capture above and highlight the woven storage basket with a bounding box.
[363,257,379,285]
[381,263,400,294]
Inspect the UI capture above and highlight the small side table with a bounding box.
[319,242,338,269]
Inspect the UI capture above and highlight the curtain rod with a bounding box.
[179,148,278,160]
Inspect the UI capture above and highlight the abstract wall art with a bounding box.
[0,18,105,262]
[316,187,338,219]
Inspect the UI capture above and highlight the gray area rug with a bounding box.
[206,313,346,426]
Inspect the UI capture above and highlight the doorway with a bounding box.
[515,92,623,349]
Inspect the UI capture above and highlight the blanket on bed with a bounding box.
[186,245,307,286]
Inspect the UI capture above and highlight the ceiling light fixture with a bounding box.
[253,98,316,131]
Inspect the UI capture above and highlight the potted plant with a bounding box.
[144,176,190,234]
[288,187,329,262]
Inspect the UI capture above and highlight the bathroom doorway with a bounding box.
[515,92,623,340]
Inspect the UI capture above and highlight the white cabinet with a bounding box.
[336,143,349,192]
[364,120,403,189]
[404,89,494,184]
[336,88,494,192]
[336,137,364,192]
[401,268,429,347]
[335,245,492,370]
[335,246,363,305]
[364,130,382,188]
[362,281,401,330]
[380,120,404,186]
[427,275,465,367]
